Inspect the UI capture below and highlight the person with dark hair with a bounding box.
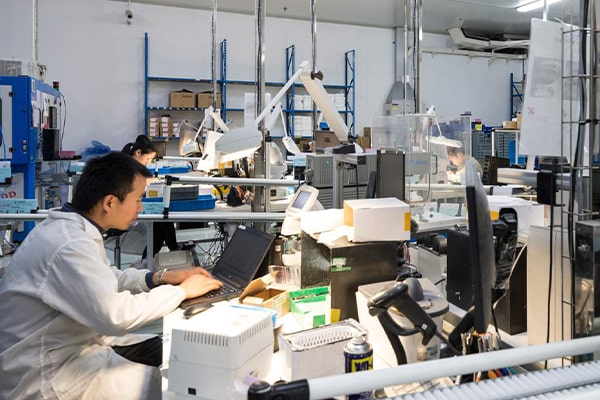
[447,146,483,184]
[121,135,180,259]
[0,152,222,399]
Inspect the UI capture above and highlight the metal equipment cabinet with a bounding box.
[0,75,62,240]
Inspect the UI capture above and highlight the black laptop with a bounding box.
[179,224,275,309]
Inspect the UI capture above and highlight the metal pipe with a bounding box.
[33,0,38,61]
[311,0,318,132]
[166,175,299,187]
[211,0,218,108]
[414,0,422,113]
[402,0,408,113]
[307,335,600,399]
[253,0,267,213]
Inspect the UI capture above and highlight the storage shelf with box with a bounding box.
[143,33,221,142]
[218,41,355,139]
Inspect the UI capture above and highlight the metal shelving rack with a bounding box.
[143,33,215,138]
[280,45,356,138]
[510,72,524,119]
[144,34,356,140]
[345,49,356,136]
[559,0,600,356]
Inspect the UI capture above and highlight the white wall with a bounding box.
[421,33,525,124]
[0,0,524,154]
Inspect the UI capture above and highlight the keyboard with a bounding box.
[204,280,239,298]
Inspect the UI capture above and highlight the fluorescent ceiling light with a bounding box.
[517,0,561,13]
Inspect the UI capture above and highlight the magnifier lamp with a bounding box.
[181,106,229,156]
[423,105,462,148]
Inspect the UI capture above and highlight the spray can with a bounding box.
[344,333,374,400]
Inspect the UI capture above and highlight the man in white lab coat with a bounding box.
[0,152,222,400]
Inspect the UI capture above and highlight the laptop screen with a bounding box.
[214,225,274,285]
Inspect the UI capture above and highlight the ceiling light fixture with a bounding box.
[517,0,561,13]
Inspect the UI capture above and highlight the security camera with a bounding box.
[125,9,133,24]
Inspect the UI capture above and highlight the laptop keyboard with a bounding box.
[204,280,238,298]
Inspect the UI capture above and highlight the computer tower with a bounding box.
[574,220,600,343]
[446,230,472,311]
[447,229,527,335]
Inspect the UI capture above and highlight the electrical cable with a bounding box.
[354,164,359,199]
[0,120,6,161]
[545,175,555,369]
[59,92,67,153]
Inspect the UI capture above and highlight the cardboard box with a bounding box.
[516,112,522,129]
[289,286,330,329]
[169,89,196,108]
[363,126,371,138]
[502,120,518,129]
[239,273,289,318]
[196,92,221,109]
[343,197,411,242]
[355,135,370,149]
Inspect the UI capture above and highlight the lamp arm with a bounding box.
[206,106,229,133]
[254,61,310,128]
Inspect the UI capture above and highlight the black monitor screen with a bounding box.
[376,149,405,200]
[216,225,275,285]
[291,190,312,210]
[465,159,495,333]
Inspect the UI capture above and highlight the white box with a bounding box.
[343,197,411,242]
[486,195,545,237]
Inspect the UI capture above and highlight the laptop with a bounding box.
[179,224,275,309]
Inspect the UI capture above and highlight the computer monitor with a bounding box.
[376,148,405,200]
[281,184,322,236]
[464,159,495,333]
[482,156,510,185]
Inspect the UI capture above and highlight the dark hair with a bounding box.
[447,147,465,157]
[72,152,152,213]
[121,135,157,156]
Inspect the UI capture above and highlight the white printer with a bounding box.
[168,305,274,399]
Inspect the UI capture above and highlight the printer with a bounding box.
[167,305,274,399]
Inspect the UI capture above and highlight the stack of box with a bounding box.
[333,93,346,111]
[293,94,312,111]
[356,126,371,149]
[158,116,173,137]
[147,117,160,137]
[294,116,312,138]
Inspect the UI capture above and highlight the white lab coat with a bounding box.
[0,209,186,400]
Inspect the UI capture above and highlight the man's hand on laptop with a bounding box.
[179,274,223,299]
[152,267,222,298]
[155,266,213,286]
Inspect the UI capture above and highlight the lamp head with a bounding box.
[215,127,262,163]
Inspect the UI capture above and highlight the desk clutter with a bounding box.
[161,276,461,399]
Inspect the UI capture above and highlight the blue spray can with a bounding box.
[344,333,374,400]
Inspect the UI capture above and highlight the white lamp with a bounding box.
[181,106,229,156]
[215,127,262,163]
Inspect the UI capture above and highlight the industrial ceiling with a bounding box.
[113,0,580,39]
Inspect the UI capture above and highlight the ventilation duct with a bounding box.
[448,27,529,52]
